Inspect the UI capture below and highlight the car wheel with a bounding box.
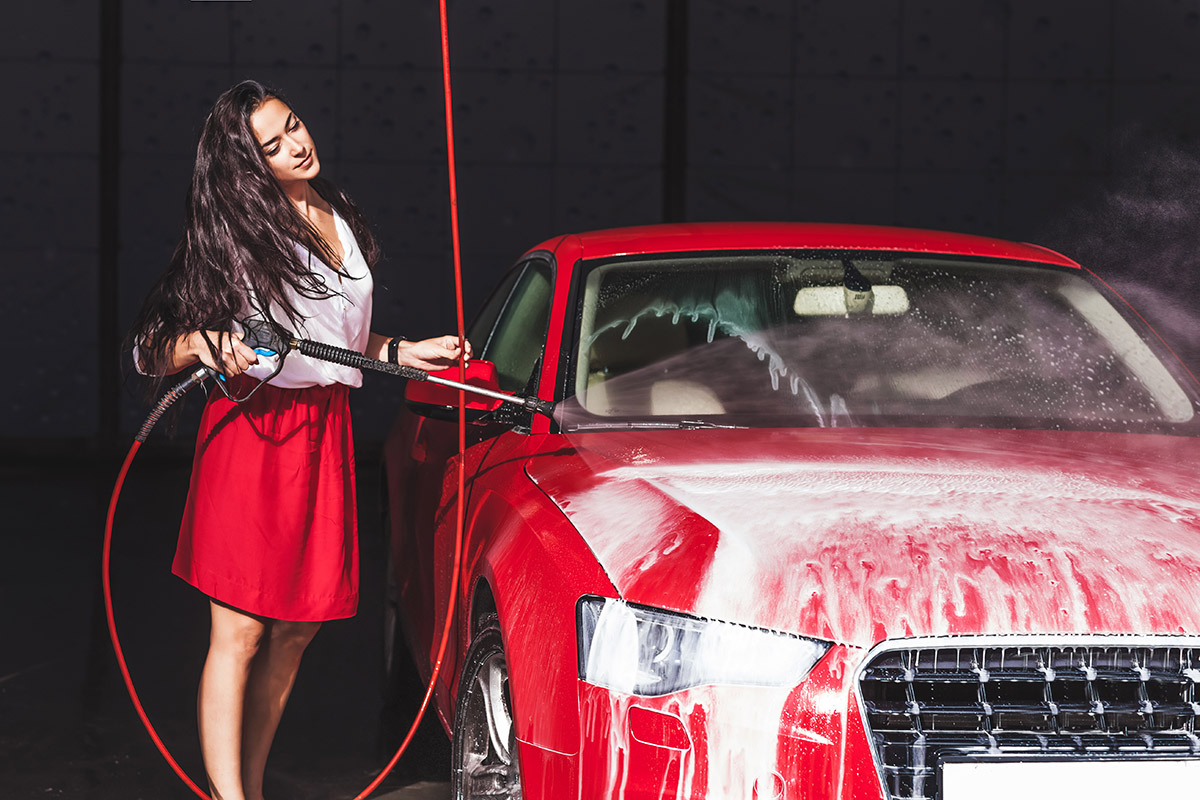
[452,617,522,799]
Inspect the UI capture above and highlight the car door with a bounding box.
[390,255,555,677]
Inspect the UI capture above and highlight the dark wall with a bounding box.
[6,0,1200,444]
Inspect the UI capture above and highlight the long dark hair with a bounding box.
[126,80,381,386]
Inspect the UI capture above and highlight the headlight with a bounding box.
[577,596,831,697]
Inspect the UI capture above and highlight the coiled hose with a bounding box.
[135,366,212,442]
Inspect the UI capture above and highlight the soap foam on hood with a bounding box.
[547,443,1200,647]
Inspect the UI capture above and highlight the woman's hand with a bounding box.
[395,335,473,371]
[180,330,259,377]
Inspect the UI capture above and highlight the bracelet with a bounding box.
[387,336,406,365]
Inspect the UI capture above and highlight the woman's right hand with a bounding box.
[181,330,259,377]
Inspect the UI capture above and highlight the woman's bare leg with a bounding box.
[240,619,322,800]
[199,601,267,800]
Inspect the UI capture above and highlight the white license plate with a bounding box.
[941,758,1200,799]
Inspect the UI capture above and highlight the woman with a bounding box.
[128,80,469,800]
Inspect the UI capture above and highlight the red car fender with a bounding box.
[459,475,617,755]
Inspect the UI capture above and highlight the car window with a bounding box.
[475,259,553,394]
[565,252,1199,434]
[468,267,523,354]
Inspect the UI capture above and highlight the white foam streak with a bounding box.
[570,457,1200,644]
[593,685,796,800]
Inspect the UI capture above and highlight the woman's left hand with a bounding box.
[397,335,473,371]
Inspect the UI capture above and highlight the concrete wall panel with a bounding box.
[1009,0,1112,80]
[556,73,664,166]
[452,71,556,164]
[690,75,794,169]
[688,166,793,221]
[2,249,97,437]
[457,164,555,263]
[121,64,231,156]
[900,81,1006,170]
[896,171,1004,233]
[793,0,901,77]
[793,77,899,169]
[1007,81,1110,171]
[3,63,99,155]
[233,1,340,67]
[340,68,447,163]
[901,0,1007,79]
[339,0,441,68]
[1,155,100,251]
[690,0,794,75]
[6,0,99,60]
[553,166,663,232]
[791,168,897,224]
[123,0,231,63]
[446,0,557,71]
[559,1,666,72]
[1114,0,1200,81]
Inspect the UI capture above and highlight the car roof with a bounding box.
[532,222,1080,268]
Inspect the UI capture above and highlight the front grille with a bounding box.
[857,639,1200,800]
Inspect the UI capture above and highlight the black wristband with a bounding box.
[387,336,406,365]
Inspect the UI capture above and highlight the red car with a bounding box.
[382,223,1200,800]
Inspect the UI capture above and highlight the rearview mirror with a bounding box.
[793,285,910,316]
[405,360,503,413]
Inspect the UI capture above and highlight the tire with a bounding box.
[452,616,523,799]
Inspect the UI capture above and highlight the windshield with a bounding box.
[563,252,1199,434]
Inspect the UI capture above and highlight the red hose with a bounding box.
[352,0,469,794]
[103,2,473,798]
[104,440,212,798]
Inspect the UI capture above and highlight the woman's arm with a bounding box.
[367,332,473,372]
[139,330,260,376]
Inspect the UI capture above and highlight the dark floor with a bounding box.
[0,445,450,799]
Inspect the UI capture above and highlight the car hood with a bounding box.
[525,427,1200,648]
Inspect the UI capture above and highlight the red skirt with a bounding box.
[172,380,359,621]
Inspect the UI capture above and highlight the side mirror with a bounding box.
[405,359,503,413]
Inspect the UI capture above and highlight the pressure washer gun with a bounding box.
[136,321,553,443]
[285,329,554,417]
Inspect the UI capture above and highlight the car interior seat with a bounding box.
[582,314,726,417]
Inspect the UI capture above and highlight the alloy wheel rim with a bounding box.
[460,650,522,799]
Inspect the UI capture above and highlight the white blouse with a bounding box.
[246,211,374,389]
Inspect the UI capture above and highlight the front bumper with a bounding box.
[571,644,881,800]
